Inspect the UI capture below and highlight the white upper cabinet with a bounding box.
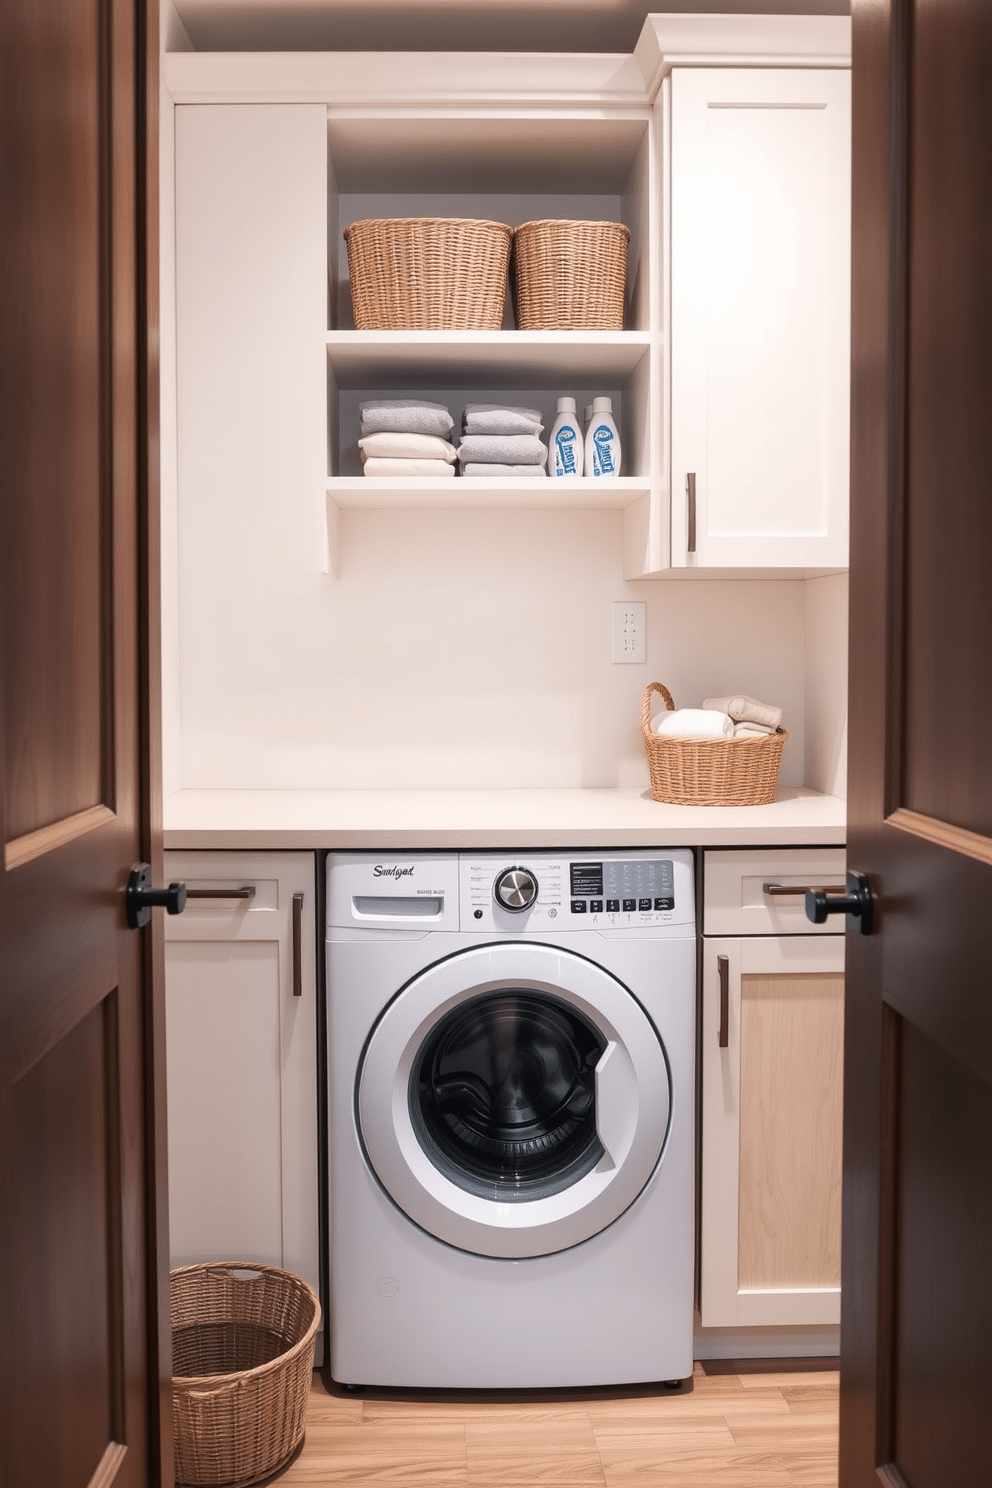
[165,23,850,584]
[669,68,851,572]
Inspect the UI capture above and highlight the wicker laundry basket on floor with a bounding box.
[642,682,787,807]
[344,216,512,329]
[171,1262,320,1488]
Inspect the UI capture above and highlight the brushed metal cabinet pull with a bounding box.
[686,472,697,554]
[292,892,304,997]
[717,954,729,1048]
[762,881,844,898]
[185,885,256,901]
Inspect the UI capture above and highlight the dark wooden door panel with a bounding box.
[0,0,112,850]
[0,0,165,1483]
[901,0,992,837]
[2,998,124,1485]
[843,0,992,1485]
[889,1019,992,1484]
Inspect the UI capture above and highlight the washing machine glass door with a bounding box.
[357,942,673,1258]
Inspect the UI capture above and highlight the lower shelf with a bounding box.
[327,475,650,511]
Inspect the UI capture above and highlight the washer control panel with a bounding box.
[459,852,694,931]
[569,858,674,918]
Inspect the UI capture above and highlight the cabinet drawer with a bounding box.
[703,848,847,936]
[163,851,296,940]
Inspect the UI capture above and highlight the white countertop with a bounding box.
[163,786,846,851]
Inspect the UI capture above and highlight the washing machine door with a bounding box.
[357,942,673,1258]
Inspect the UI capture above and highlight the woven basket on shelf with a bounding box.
[642,682,787,807]
[344,216,512,329]
[511,219,631,329]
[171,1262,320,1488]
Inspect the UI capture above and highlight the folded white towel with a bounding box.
[461,463,547,478]
[359,399,454,438]
[359,432,457,463]
[463,404,544,437]
[362,457,456,478]
[457,434,548,465]
[654,708,734,739]
[733,720,779,737]
[703,694,783,730]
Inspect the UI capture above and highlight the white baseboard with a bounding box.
[694,1317,840,1361]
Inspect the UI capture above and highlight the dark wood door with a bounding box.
[843,0,992,1483]
[0,1,169,1486]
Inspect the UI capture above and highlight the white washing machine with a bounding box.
[326,849,696,1389]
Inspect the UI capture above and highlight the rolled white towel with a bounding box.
[359,432,457,462]
[654,708,734,739]
[703,694,782,730]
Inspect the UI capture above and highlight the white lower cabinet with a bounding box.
[700,849,846,1328]
[162,852,319,1302]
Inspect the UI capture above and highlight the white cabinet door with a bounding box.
[163,852,318,1301]
[174,103,329,752]
[670,68,851,570]
[700,933,844,1328]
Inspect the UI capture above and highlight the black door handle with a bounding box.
[126,863,188,929]
[805,870,873,935]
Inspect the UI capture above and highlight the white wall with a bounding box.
[163,101,847,799]
[175,498,810,789]
[803,571,848,798]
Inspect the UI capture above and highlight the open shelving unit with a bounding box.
[323,106,663,571]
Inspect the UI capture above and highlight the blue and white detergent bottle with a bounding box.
[547,396,584,477]
[586,396,622,477]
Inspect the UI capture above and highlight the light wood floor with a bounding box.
[278,1358,839,1487]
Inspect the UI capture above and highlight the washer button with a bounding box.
[606,898,620,913]
[589,899,603,913]
[638,898,652,911]
[623,898,636,912]
[654,897,674,911]
[571,900,587,914]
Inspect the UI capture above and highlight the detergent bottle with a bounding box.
[585,396,622,478]
[547,396,584,477]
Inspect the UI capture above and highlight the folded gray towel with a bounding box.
[463,403,544,437]
[457,434,548,465]
[461,463,547,477]
[359,399,454,438]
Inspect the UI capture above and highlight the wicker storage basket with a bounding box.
[171,1262,320,1488]
[642,683,787,807]
[344,217,512,329]
[511,219,631,329]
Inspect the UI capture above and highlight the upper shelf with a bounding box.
[325,331,653,388]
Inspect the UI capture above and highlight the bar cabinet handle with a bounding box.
[185,886,256,901]
[686,472,697,553]
[762,882,844,897]
[292,892,304,998]
[717,954,729,1049]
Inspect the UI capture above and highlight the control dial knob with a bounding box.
[493,866,538,913]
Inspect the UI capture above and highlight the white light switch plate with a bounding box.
[612,601,646,664]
